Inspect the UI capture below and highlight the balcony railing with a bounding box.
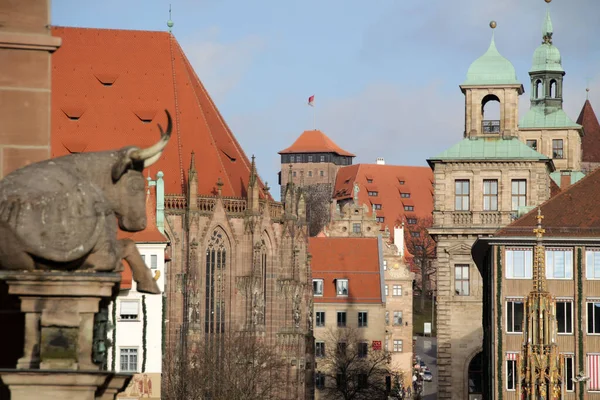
[164,194,284,220]
[435,211,516,228]
[482,120,500,134]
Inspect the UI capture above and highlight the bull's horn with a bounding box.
[143,152,162,168]
[130,110,173,162]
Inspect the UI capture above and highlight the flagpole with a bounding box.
[313,105,316,130]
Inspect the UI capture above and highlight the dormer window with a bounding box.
[313,279,324,296]
[336,279,348,296]
[399,180,405,185]
[373,204,382,210]
[368,191,378,196]
[376,217,385,223]
[407,218,417,224]
[404,205,414,211]
[401,193,410,198]
[367,178,373,183]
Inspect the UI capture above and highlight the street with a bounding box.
[415,336,437,399]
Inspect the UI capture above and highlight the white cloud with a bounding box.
[179,28,266,101]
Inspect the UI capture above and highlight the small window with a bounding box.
[392,285,402,296]
[358,312,368,327]
[337,342,347,355]
[506,300,524,333]
[120,300,139,320]
[336,372,346,390]
[337,311,347,327]
[506,359,517,391]
[411,231,420,238]
[483,179,498,211]
[368,191,378,196]
[366,178,373,183]
[401,192,411,198]
[399,180,405,185]
[564,355,574,392]
[588,302,600,334]
[315,342,325,357]
[385,311,390,325]
[506,248,533,279]
[385,285,389,296]
[315,372,325,390]
[404,205,414,211]
[358,342,368,358]
[357,373,368,389]
[383,260,387,270]
[393,340,403,352]
[308,155,313,162]
[293,171,297,177]
[352,223,361,234]
[526,139,537,151]
[150,254,158,269]
[319,170,324,177]
[393,311,403,326]
[407,218,417,225]
[376,216,385,223]
[455,180,470,211]
[320,155,325,162]
[315,311,325,327]
[141,254,146,263]
[511,180,527,211]
[308,171,313,177]
[336,279,348,296]
[313,279,323,296]
[455,265,470,296]
[546,248,573,279]
[290,156,295,163]
[373,204,382,210]
[586,250,600,279]
[120,348,138,372]
[552,139,564,159]
[556,301,573,334]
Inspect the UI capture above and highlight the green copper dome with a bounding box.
[463,35,520,86]
[530,10,563,72]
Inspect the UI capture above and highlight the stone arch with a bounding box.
[534,79,543,99]
[481,94,500,134]
[550,79,557,98]
[464,348,484,398]
[203,226,231,336]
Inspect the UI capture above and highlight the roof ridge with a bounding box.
[52,25,171,35]
[168,35,185,193]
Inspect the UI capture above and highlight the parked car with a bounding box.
[423,371,433,382]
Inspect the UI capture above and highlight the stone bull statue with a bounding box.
[0,110,173,294]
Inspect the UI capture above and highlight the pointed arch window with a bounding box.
[205,229,228,334]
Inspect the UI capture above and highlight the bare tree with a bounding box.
[404,216,436,311]
[302,183,333,237]
[316,328,395,400]
[162,332,287,400]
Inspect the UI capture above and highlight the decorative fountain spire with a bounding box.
[519,208,563,399]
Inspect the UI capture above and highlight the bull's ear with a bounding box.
[111,150,134,182]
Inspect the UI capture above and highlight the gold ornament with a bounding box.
[489,21,497,29]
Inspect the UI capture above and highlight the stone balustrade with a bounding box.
[435,210,516,228]
[164,194,285,220]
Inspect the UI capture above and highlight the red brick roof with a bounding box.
[578,100,600,163]
[51,27,268,198]
[309,237,382,304]
[333,164,434,233]
[495,166,600,238]
[278,130,355,157]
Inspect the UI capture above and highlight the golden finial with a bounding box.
[489,20,497,29]
[544,0,552,3]
[216,177,224,196]
[533,207,545,239]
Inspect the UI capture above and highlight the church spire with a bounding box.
[542,6,553,44]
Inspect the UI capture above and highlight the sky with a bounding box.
[52,0,600,200]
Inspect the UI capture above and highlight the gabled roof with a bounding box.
[51,27,267,198]
[333,164,433,234]
[278,130,355,157]
[428,137,551,163]
[520,105,581,130]
[495,166,600,238]
[309,237,382,304]
[578,100,600,162]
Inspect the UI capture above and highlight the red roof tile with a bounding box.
[495,166,600,237]
[578,100,600,163]
[50,27,268,198]
[278,130,355,157]
[333,164,434,234]
[309,237,382,304]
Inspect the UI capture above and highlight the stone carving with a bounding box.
[0,110,173,294]
[252,288,265,326]
[353,182,360,202]
[307,298,313,331]
[292,291,301,328]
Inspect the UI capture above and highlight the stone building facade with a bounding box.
[427,24,555,399]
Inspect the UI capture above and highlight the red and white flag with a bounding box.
[308,95,315,107]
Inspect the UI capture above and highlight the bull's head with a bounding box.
[110,110,172,232]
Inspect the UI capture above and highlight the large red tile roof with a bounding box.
[309,237,382,304]
[278,130,355,157]
[333,164,434,232]
[495,166,600,238]
[578,100,600,163]
[50,26,268,198]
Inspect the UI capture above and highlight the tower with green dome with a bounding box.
[518,2,583,172]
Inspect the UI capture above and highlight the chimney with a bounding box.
[376,157,385,165]
[560,171,571,189]
[394,223,404,257]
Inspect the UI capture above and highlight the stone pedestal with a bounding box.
[0,271,131,399]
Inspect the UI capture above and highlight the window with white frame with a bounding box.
[556,300,573,334]
[393,340,403,352]
[385,311,389,325]
[337,311,347,327]
[455,264,469,296]
[358,312,368,327]
[546,248,573,279]
[506,354,518,391]
[358,342,368,358]
[511,179,527,211]
[588,301,600,334]
[563,354,574,392]
[315,342,325,358]
[119,300,139,320]
[336,279,348,296]
[505,248,533,279]
[455,180,470,211]
[506,300,524,333]
[385,285,388,296]
[120,348,138,372]
[588,354,600,391]
[315,311,325,327]
[483,179,498,211]
[313,279,323,296]
[383,260,387,270]
[393,311,403,326]
[150,254,157,269]
[392,285,402,296]
[587,249,600,279]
